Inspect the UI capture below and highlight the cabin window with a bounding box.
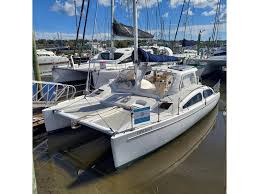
[118,56,132,64]
[213,51,226,56]
[203,89,213,98]
[183,93,202,109]
[100,52,124,60]
[159,102,172,109]
[181,73,196,89]
[114,53,124,60]
[100,52,110,60]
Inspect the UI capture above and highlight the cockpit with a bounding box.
[113,68,177,97]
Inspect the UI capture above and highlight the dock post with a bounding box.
[33,32,41,82]
[33,161,38,194]
[33,32,42,101]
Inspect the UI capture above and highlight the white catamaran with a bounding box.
[43,0,220,168]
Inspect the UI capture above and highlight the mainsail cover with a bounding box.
[132,48,179,62]
[113,20,154,39]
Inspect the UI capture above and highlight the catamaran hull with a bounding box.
[43,108,71,133]
[53,67,122,89]
[52,67,90,83]
[111,94,219,168]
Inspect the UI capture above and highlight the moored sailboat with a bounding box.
[43,0,220,168]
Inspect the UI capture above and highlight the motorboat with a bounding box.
[37,49,69,77]
[185,47,226,76]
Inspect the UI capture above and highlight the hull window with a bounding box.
[203,89,213,98]
[183,93,202,109]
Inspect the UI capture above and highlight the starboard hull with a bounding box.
[111,94,219,168]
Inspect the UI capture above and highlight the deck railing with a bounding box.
[33,81,76,107]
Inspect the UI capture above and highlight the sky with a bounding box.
[33,0,226,41]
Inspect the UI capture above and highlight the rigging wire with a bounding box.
[79,0,91,63]
[86,0,99,91]
[168,19,171,41]
[156,0,163,40]
[211,0,221,44]
[214,0,222,44]
[183,0,191,40]
[74,0,78,30]
[83,96,115,133]
[74,0,86,55]
[145,0,150,33]
[174,0,186,42]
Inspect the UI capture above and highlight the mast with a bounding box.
[111,0,114,59]
[168,19,171,41]
[74,0,86,55]
[212,0,221,45]
[183,0,191,39]
[133,0,138,64]
[79,0,91,64]
[74,0,78,29]
[133,0,139,88]
[173,0,186,43]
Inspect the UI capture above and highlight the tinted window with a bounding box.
[183,93,202,109]
[100,52,110,60]
[203,89,213,98]
[118,56,132,64]
[213,51,226,56]
[114,52,124,60]
[100,52,123,60]
[159,102,172,109]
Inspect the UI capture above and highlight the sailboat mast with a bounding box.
[111,0,114,59]
[174,0,186,42]
[133,0,138,64]
[74,0,78,29]
[183,0,191,39]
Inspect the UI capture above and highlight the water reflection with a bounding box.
[34,104,220,194]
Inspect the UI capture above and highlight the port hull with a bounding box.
[52,67,89,83]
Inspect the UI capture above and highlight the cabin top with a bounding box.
[112,65,199,98]
[151,65,198,76]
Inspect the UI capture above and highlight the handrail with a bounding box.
[32,80,76,107]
